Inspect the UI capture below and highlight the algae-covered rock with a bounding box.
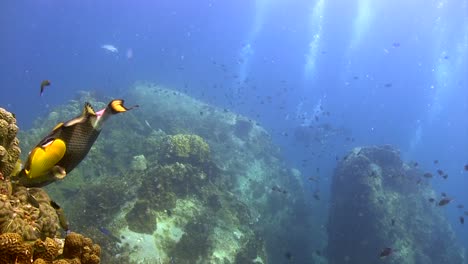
[327,145,465,264]
[125,200,156,234]
[130,155,147,171]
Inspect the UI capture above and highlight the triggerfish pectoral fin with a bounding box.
[24,138,66,180]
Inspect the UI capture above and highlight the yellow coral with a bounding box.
[33,237,60,262]
[165,134,210,164]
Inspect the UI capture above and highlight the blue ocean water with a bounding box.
[1,0,468,262]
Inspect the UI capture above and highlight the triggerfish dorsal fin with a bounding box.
[83,102,96,116]
[64,102,96,127]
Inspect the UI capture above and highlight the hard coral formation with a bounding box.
[162,134,210,164]
[62,232,101,264]
[0,186,60,241]
[0,232,100,264]
[328,145,464,264]
[0,232,32,264]
[0,107,21,178]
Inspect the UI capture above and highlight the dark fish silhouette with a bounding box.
[379,247,394,258]
[460,216,465,225]
[423,173,433,178]
[438,198,452,206]
[99,227,122,243]
[40,80,51,96]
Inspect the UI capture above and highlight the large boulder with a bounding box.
[327,145,465,264]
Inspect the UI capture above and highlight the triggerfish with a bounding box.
[15,99,137,187]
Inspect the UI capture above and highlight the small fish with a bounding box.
[437,169,444,176]
[384,83,393,88]
[40,80,51,96]
[391,219,395,226]
[98,227,122,243]
[284,251,293,260]
[26,189,40,208]
[379,247,394,258]
[50,200,69,232]
[428,198,435,203]
[423,172,433,178]
[313,192,320,201]
[308,176,319,182]
[457,204,464,209]
[464,164,468,171]
[460,216,465,224]
[441,192,447,197]
[442,174,448,179]
[438,198,452,206]
[434,160,439,164]
[101,44,118,53]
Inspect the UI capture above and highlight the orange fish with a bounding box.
[40,80,51,96]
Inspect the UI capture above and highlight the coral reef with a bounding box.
[0,107,21,178]
[17,84,313,264]
[327,145,465,264]
[0,107,102,263]
[0,232,100,264]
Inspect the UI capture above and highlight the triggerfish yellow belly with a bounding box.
[16,99,137,187]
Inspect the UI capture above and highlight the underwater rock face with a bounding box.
[327,145,465,264]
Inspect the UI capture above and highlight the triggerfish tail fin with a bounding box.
[108,99,139,114]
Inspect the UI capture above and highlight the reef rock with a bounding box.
[327,145,465,264]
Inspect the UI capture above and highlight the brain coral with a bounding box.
[0,107,21,178]
[0,232,100,264]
